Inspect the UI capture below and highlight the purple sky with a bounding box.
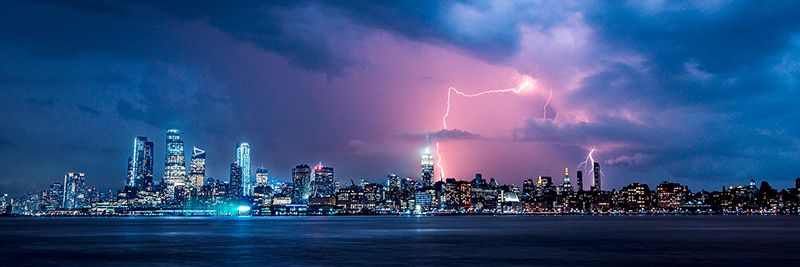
[2,1,800,195]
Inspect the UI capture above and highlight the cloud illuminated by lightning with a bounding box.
[436,76,534,181]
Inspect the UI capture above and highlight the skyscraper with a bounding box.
[62,172,86,210]
[292,164,312,204]
[255,168,269,188]
[229,162,243,199]
[421,147,434,187]
[312,164,335,197]
[236,143,252,196]
[163,129,187,197]
[387,173,399,190]
[576,170,583,191]
[188,147,206,190]
[592,162,601,191]
[126,136,154,191]
[562,167,573,193]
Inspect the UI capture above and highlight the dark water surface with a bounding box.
[1,216,799,266]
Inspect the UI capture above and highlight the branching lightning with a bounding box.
[577,148,605,177]
[577,148,596,175]
[436,76,534,181]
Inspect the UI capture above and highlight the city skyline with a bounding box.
[2,1,800,196]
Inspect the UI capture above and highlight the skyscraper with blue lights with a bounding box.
[236,142,251,196]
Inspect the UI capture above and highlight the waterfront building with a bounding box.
[657,181,690,210]
[591,162,601,191]
[256,168,269,188]
[229,162,243,199]
[236,143,252,196]
[39,182,63,211]
[292,164,312,204]
[312,164,335,197]
[163,129,187,197]
[561,168,573,194]
[62,172,86,210]
[421,146,434,187]
[188,147,206,190]
[126,136,154,191]
[618,183,651,211]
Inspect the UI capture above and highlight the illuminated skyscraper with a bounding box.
[387,173,399,190]
[62,172,86,210]
[126,136,154,191]
[229,162,243,198]
[163,129,187,197]
[312,164,335,197]
[562,167,573,193]
[592,162,601,191]
[576,171,583,192]
[292,164,312,204]
[421,147,434,187]
[188,147,206,189]
[256,168,269,188]
[236,143,252,196]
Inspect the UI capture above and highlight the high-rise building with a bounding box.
[126,136,154,191]
[562,167,573,193]
[657,181,689,210]
[576,171,583,192]
[188,147,206,190]
[256,168,269,188]
[312,164,335,197]
[229,162,243,199]
[292,164,312,204]
[592,162,601,191]
[387,173,399,190]
[421,147,434,187]
[163,129,187,196]
[62,172,86,210]
[40,182,63,211]
[236,143,252,196]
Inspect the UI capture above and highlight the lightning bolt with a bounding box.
[542,89,553,119]
[577,148,605,178]
[436,76,534,181]
[577,148,596,175]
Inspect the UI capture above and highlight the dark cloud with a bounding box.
[76,104,102,116]
[24,97,57,107]
[396,129,484,142]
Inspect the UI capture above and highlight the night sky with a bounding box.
[2,1,800,195]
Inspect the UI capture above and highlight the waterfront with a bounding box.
[1,216,799,266]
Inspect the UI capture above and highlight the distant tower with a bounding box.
[576,171,584,192]
[229,162,243,198]
[188,147,206,189]
[421,147,434,187]
[562,167,573,193]
[163,129,187,197]
[292,164,312,204]
[312,164,335,197]
[63,172,86,210]
[592,162,601,191]
[236,143,252,196]
[127,136,154,191]
[255,168,269,188]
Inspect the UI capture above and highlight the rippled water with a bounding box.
[1,216,799,266]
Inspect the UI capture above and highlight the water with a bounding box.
[1,216,799,266]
